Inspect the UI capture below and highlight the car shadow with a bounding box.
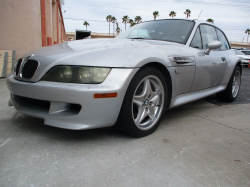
[11,98,215,142]
[12,113,131,142]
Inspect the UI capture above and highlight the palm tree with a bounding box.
[128,19,135,27]
[134,16,142,24]
[130,22,136,27]
[169,11,176,18]
[184,9,191,19]
[111,16,116,36]
[245,29,250,43]
[206,18,214,24]
[116,22,121,34]
[153,11,159,20]
[106,15,112,36]
[122,15,129,30]
[83,21,89,31]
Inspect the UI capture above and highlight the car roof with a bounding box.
[143,19,212,24]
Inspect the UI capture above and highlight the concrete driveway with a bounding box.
[0,69,250,187]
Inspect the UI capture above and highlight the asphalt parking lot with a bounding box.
[0,68,250,187]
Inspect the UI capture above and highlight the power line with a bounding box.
[64,3,250,18]
[64,18,124,24]
[151,0,250,8]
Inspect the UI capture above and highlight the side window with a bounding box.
[216,29,230,50]
[190,27,202,49]
[200,25,218,49]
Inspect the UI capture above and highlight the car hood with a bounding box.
[237,55,250,59]
[20,38,192,82]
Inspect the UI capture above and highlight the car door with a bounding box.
[190,24,227,92]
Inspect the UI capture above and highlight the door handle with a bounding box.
[221,57,226,61]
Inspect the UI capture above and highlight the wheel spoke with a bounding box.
[136,108,148,125]
[148,105,155,119]
[134,79,151,100]
[150,94,160,105]
[145,79,153,97]
[133,98,143,107]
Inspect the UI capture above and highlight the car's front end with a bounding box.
[240,58,250,67]
[234,50,250,67]
[7,66,138,129]
[6,40,143,129]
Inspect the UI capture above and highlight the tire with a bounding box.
[216,66,241,102]
[115,66,168,138]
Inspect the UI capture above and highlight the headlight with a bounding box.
[43,66,111,84]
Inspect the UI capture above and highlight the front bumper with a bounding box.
[241,59,250,66]
[6,68,138,130]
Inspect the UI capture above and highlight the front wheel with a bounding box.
[216,66,241,102]
[115,66,168,137]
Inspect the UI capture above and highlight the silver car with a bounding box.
[234,50,250,67]
[240,50,250,56]
[6,19,241,137]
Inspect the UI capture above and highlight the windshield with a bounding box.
[234,50,245,55]
[116,20,194,44]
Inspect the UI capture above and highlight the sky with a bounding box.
[62,0,250,42]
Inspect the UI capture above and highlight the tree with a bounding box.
[128,19,135,27]
[134,16,142,24]
[83,21,89,31]
[106,15,112,36]
[169,11,176,18]
[245,29,250,43]
[206,18,214,24]
[111,16,117,36]
[184,9,191,19]
[116,22,121,35]
[153,11,159,20]
[122,15,129,30]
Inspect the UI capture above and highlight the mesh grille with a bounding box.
[22,96,50,109]
[22,60,39,79]
[15,59,22,76]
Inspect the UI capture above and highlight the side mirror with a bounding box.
[204,41,222,55]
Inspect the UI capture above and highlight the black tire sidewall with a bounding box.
[118,66,168,137]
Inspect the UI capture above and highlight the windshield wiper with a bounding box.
[129,37,145,39]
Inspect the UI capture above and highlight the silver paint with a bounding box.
[6,19,240,130]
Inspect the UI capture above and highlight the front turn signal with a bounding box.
[94,93,118,99]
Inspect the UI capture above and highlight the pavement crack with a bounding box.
[185,111,250,135]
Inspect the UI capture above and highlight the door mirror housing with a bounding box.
[204,41,222,55]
